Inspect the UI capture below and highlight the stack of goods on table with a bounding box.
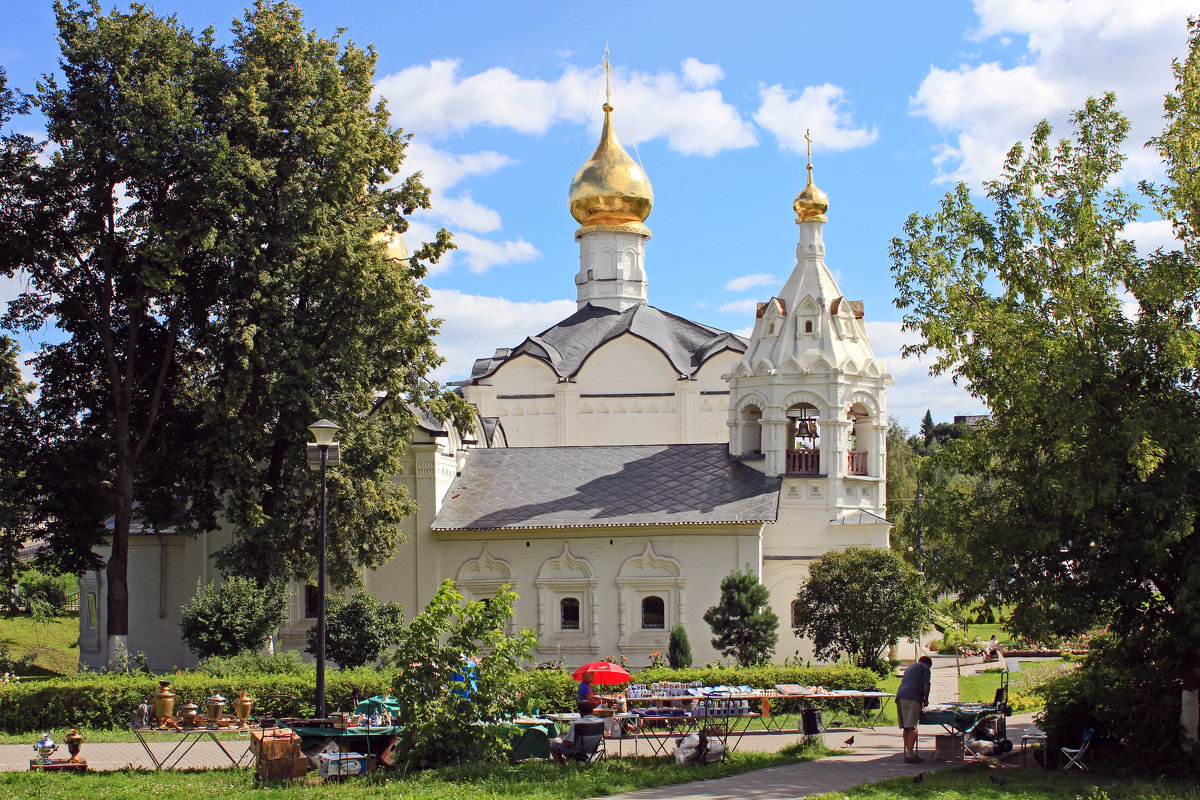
[251,728,307,780]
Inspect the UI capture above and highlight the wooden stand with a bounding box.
[29,759,88,773]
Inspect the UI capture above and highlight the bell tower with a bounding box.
[567,54,654,311]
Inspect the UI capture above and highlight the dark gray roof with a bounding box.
[465,303,746,383]
[432,443,780,531]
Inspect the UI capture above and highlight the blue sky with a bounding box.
[1,1,1192,432]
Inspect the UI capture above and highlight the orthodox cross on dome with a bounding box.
[805,128,813,169]
[604,44,613,106]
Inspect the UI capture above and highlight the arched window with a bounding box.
[805,320,813,333]
[560,597,580,630]
[791,599,804,629]
[641,595,665,629]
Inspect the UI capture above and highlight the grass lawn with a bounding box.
[1,612,80,677]
[1,743,826,799]
[810,762,1200,800]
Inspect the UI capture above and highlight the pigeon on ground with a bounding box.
[913,772,924,784]
[842,735,854,746]
[990,775,1008,785]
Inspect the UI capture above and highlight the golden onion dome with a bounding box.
[373,230,410,265]
[793,163,829,222]
[568,102,653,235]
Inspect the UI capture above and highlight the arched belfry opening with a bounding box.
[785,403,820,475]
[740,404,763,455]
[847,402,870,475]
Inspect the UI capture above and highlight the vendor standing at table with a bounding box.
[897,655,932,764]
[578,671,604,708]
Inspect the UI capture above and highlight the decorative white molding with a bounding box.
[455,545,513,598]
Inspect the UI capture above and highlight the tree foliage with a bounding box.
[389,581,538,769]
[195,1,471,588]
[792,547,931,674]
[0,335,38,609]
[703,568,778,666]
[0,1,469,646]
[891,30,1200,751]
[178,576,290,659]
[668,623,693,669]
[305,591,404,669]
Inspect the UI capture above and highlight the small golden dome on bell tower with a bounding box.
[793,128,829,222]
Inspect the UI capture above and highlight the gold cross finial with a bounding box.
[603,44,612,105]
[805,129,813,168]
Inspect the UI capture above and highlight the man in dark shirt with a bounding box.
[896,655,932,763]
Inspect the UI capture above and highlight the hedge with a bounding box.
[0,663,880,733]
[0,669,393,734]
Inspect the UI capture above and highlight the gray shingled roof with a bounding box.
[432,443,780,531]
[465,303,746,383]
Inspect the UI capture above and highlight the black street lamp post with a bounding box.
[307,419,341,720]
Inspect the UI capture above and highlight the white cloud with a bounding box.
[377,58,757,157]
[754,84,879,154]
[865,320,986,432]
[427,289,576,382]
[725,273,778,292]
[400,220,539,276]
[719,298,760,315]
[681,58,723,89]
[454,233,541,274]
[1125,219,1180,257]
[912,0,1193,184]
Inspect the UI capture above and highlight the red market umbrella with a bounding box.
[573,661,631,684]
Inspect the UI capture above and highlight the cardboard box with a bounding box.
[317,752,376,779]
[256,755,309,781]
[934,733,964,761]
[251,728,301,759]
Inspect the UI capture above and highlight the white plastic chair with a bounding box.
[1060,727,1093,770]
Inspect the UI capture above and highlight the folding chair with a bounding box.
[1060,727,1093,771]
[567,722,606,765]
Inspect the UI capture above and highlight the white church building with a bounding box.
[79,100,893,671]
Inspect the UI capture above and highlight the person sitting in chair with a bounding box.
[983,635,1000,661]
[550,701,604,762]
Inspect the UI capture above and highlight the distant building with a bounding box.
[953,415,988,428]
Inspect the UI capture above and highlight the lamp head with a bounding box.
[308,419,341,447]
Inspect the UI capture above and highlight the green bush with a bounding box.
[1036,633,1185,767]
[179,577,290,658]
[389,581,538,769]
[17,570,72,616]
[0,668,393,733]
[513,669,576,715]
[305,592,404,669]
[631,663,880,692]
[199,650,310,676]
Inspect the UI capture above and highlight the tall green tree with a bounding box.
[196,1,469,587]
[0,2,234,653]
[703,567,778,666]
[891,70,1200,750]
[0,335,38,610]
[792,547,931,674]
[919,409,934,446]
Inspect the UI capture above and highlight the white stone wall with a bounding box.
[435,524,764,669]
[463,336,734,448]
